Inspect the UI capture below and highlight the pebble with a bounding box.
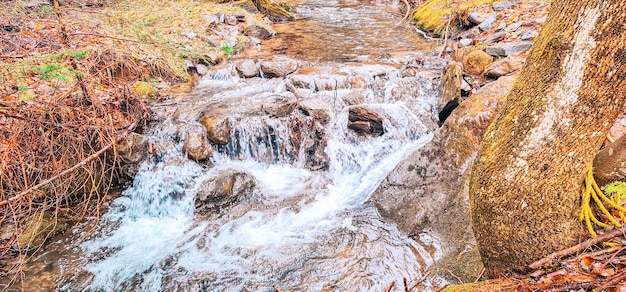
[485,41,533,57]
[483,31,506,45]
[492,2,514,11]
[520,29,538,41]
[468,12,482,25]
[506,21,523,32]
[478,14,497,31]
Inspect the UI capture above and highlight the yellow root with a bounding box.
[580,165,625,237]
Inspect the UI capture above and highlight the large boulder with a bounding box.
[368,74,517,282]
[194,169,259,215]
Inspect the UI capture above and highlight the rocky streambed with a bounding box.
[0,0,543,291]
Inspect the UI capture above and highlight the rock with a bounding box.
[224,14,238,26]
[520,28,538,41]
[495,22,506,32]
[194,169,259,214]
[467,12,482,25]
[198,114,231,145]
[0,223,15,241]
[196,64,209,76]
[451,47,474,63]
[492,1,514,11]
[17,211,67,249]
[458,38,473,47]
[289,74,316,89]
[506,21,523,32]
[485,57,522,78]
[314,75,348,91]
[116,133,148,163]
[455,27,480,40]
[260,58,299,78]
[348,106,384,136]
[440,61,463,113]
[342,90,372,105]
[478,14,496,31]
[349,75,369,88]
[462,49,493,75]
[461,78,472,94]
[261,94,297,117]
[183,132,213,161]
[368,74,517,282]
[130,81,157,99]
[298,99,332,123]
[485,41,533,57]
[235,59,259,78]
[482,31,506,45]
[533,15,547,25]
[242,15,276,40]
[202,14,220,26]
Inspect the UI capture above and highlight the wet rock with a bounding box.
[260,58,299,78]
[298,99,332,123]
[520,28,538,41]
[183,132,213,161]
[462,49,493,75]
[289,74,316,90]
[368,74,517,282]
[17,211,67,250]
[440,61,463,113]
[261,94,297,117]
[117,133,148,164]
[483,31,506,45]
[485,41,533,57]
[242,15,276,40]
[194,169,259,214]
[342,90,373,105]
[235,59,259,78]
[506,21,523,32]
[492,1,514,11]
[348,106,384,136]
[478,14,496,31]
[198,114,231,145]
[485,57,522,78]
[349,75,369,88]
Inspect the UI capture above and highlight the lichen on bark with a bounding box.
[469,0,626,276]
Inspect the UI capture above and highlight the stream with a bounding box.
[4,0,451,291]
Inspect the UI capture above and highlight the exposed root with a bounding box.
[579,165,626,237]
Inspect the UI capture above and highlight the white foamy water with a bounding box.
[70,98,446,291]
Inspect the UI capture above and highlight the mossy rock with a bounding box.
[413,0,496,35]
[462,50,493,75]
[130,81,157,98]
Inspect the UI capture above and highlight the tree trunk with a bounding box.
[469,0,626,276]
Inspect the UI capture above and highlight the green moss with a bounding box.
[412,0,496,35]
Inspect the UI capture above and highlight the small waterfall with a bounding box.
[60,71,448,290]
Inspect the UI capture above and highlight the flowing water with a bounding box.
[3,1,451,291]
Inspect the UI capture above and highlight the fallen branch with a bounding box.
[529,226,626,270]
[0,121,138,208]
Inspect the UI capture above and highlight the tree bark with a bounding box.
[469,0,626,276]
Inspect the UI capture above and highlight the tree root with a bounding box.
[579,165,626,237]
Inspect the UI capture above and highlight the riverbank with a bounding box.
[0,0,288,280]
